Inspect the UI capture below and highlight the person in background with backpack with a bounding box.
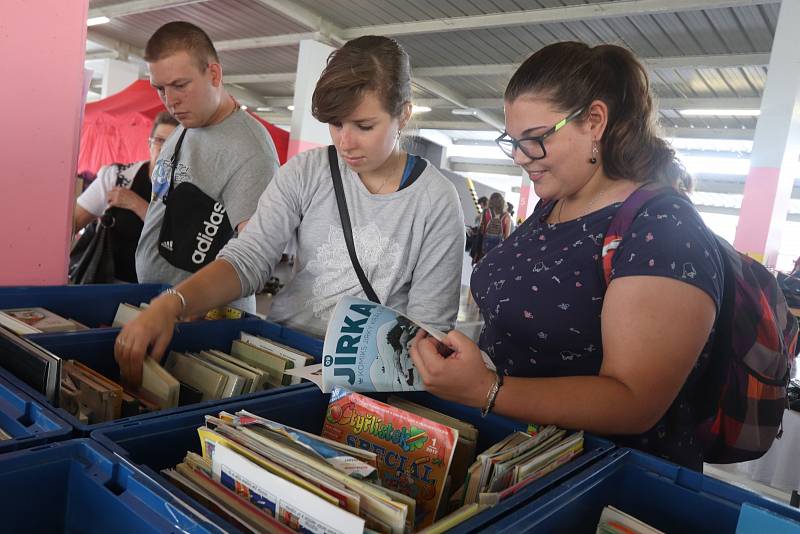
[72,111,179,282]
[479,192,513,258]
[410,41,728,470]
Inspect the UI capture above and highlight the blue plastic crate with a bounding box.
[0,317,322,435]
[490,447,800,533]
[92,386,614,533]
[0,283,167,329]
[0,439,222,533]
[0,374,71,453]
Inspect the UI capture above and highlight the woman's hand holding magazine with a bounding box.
[285,295,496,396]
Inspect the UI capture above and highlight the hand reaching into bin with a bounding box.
[114,292,181,388]
[114,260,244,387]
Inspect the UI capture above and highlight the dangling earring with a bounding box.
[590,139,598,164]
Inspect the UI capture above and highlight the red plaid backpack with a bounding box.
[601,185,798,463]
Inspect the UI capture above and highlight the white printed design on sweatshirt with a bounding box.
[307,223,402,320]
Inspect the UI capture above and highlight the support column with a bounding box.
[517,172,539,223]
[733,0,800,267]
[288,39,336,158]
[101,58,139,98]
[0,0,89,285]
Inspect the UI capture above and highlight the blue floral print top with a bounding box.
[471,193,724,469]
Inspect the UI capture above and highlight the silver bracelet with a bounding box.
[481,372,503,417]
[163,287,187,319]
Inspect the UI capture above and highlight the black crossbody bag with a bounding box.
[328,145,381,304]
[157,129,235,272]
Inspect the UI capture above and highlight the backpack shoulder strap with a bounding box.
[600,185,676,287]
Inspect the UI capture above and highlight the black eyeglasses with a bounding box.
[495,107,585,160]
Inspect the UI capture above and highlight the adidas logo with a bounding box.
[161,240,173,251]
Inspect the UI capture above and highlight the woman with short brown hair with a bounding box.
[116,36,465,386]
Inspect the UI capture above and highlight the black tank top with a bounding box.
[106,163,151,282]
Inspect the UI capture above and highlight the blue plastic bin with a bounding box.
[0,439,222,533]
[0,317,322,435]
[92,386,615,533]
[490,447,800,533]
[0,283,167,329]
[0,374,71,453]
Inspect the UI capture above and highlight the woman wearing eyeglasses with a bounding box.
[411,42,724,470]
[73,111,178,282]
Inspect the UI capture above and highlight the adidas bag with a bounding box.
[601,185,798,463]
[156,128,234,273]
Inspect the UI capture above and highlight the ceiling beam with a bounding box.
[224,73,296,84]
[262,97,296,107]
[215,32,319,52]
[87,29,144,61]
[647,53,770,69]
[404,95,763,111]
[659,97,761,109]
[451,138,497,147]
[250,0,346,46]
[251,1,501,130]
[449,157,520,176]
[342,0,780,39]
[85,50,120,61]
[413,78,503,130]
[411,53,769,78]
[415,121,491,130]
[88,0,211,19]
[664,127,754,140]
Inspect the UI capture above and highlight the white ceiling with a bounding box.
[86,0,781,141]
[85,0,793,199]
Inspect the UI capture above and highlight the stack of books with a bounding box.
[459,426,584,507]
[163,387,586,533]
[56,331,313,424]
[113,302,247,327]
[0,307,88,335]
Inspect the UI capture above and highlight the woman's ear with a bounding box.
[399,102,412,130]
[586,99,609,141]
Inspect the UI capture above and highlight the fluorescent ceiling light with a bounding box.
[680,109,760,117]
[412,105,431,114]
[87,16,110,26]
[240,105,248,110]
[287,105,295,111]
[452,108,479,116]
[256,106,273,112]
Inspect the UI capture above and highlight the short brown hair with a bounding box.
[150,111,179,137]
[505,42,691,191]
[312,36,411,123]
[144,21,219,72]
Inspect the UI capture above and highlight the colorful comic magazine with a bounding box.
[286,295,495,393]
[321,387,458,530]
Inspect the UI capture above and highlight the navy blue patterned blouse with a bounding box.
[471,193,724,469]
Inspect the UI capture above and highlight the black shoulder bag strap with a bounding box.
[164,128,189,205]
[328,145,381,304]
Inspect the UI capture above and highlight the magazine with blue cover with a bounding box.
[286,295,494,393]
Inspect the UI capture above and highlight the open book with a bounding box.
[286,295,494,393]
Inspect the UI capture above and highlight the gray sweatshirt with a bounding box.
[219,147,465,338]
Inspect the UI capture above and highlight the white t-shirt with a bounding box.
[77,161,147,216]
